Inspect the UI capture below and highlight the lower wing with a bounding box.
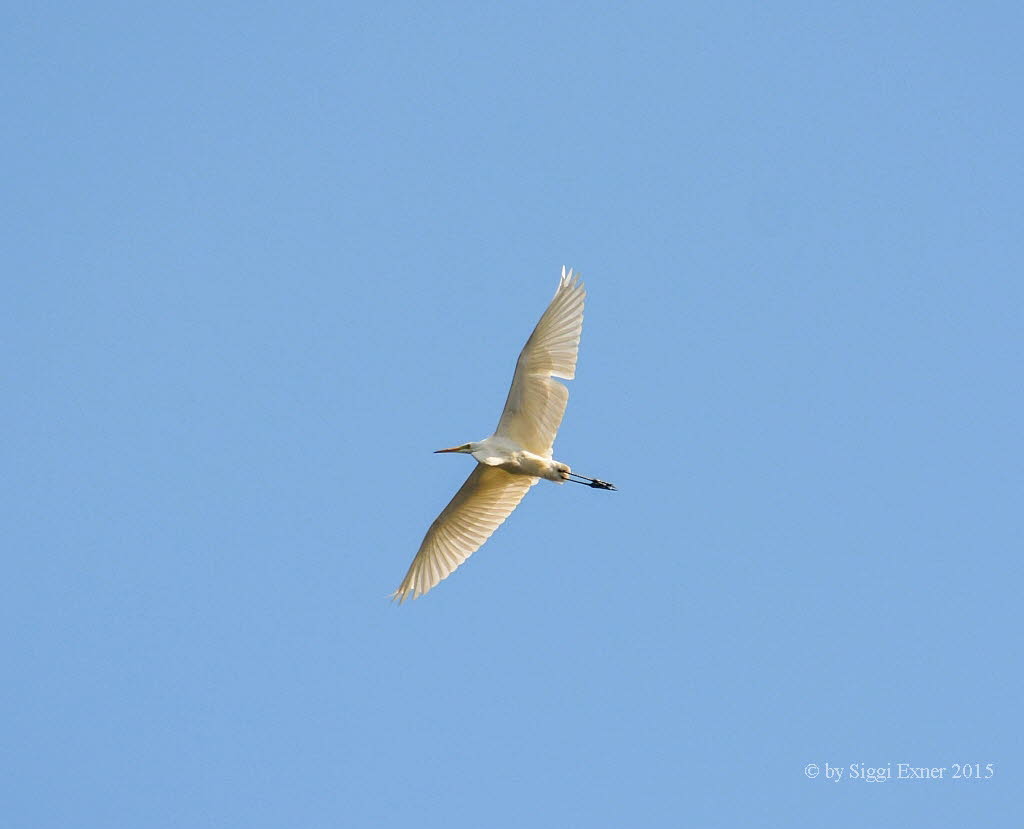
[393,465,538,602]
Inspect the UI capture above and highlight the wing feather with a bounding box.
[494,267,585,455]
[392,465,537,602]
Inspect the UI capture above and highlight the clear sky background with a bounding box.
[4,2,1020,827]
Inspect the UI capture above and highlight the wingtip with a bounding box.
[560,265,583,290]
[391,581,430,604]
[390,586,412,604]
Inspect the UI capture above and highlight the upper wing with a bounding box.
[393,465,537,603]
[494,267,585,456]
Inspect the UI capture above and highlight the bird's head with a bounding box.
[434,443,475,454]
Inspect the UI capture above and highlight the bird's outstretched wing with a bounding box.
[494,267,585,456]
[392,465,537,603]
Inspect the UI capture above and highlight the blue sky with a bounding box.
[4,2,1020,826]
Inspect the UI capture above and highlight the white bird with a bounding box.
[393,266,616,603]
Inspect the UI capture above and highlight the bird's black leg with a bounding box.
[565,472,617,490]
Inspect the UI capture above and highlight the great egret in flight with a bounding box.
[393,266,616,603]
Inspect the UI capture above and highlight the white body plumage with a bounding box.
[462,436,571,482]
